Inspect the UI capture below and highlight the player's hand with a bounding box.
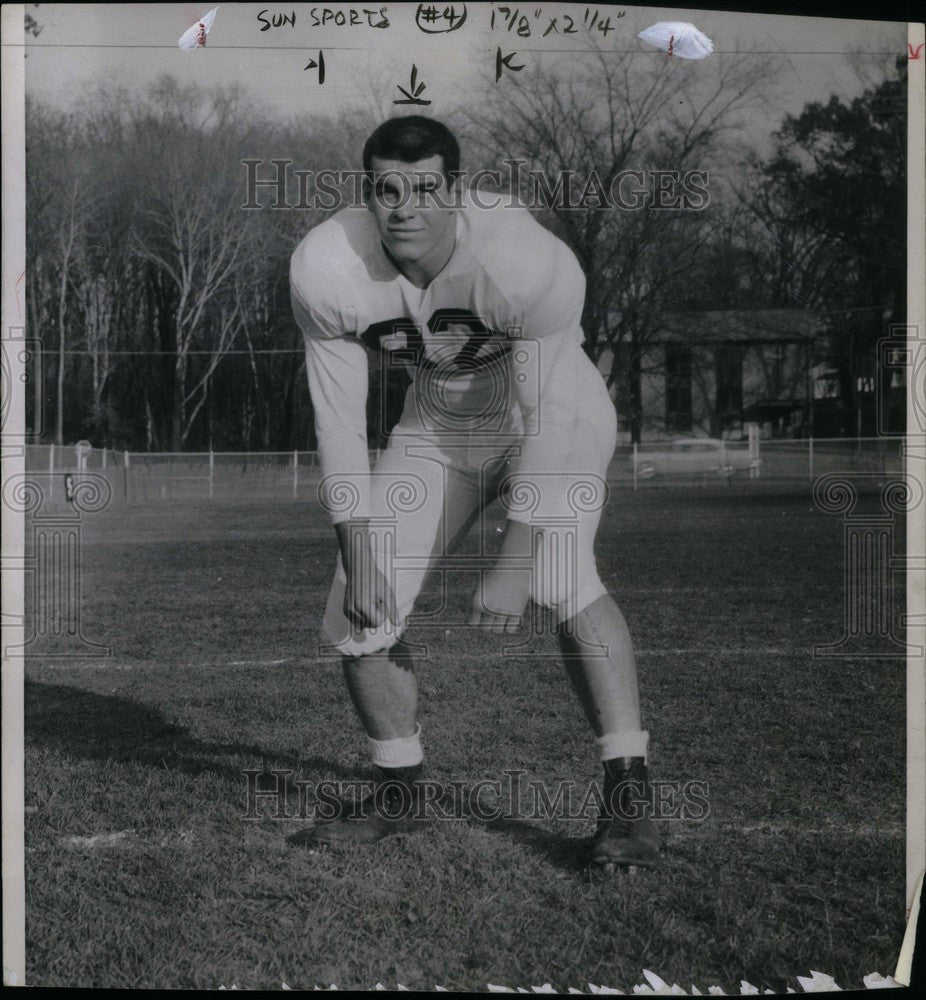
[468,567,530,635]
[338,521,397,631]
[344,561,397,632]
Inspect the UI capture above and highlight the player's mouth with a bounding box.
[387,228,424,241]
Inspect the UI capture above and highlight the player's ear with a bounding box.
[362,172,373,207]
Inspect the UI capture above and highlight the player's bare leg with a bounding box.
[342,643,418,740]
[306,643,437,848]
[558,594,659,871]
[557,594,640,737]
[309,455,487,850]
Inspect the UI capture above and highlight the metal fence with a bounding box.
[757,438,904,481]
[23,446,326,503]
[20,437,907,504]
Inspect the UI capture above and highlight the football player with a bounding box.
[290,116,658,869]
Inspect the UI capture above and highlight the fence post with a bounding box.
[101,447,107,471]
[632,442,638,493]
[209,449,214,499]
[747,424,760,479]
[809,436,814,483]
[48,442,55,499]
[123,450,129,500]
[292,449,298,499]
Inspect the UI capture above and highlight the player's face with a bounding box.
[367,155,457,273]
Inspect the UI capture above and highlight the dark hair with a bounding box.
[362,115,460,185]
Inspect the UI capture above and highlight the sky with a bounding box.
[21,2,907,131]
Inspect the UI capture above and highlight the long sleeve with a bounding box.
[305,336,372,523]
[290,236,371,524]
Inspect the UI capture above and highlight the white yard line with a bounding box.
[348,647,806,660]
[53,821,903,851]
[225,658,290,666]
[671,822,905,838]
[27,648,826,669]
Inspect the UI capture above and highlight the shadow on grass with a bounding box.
[478,816,592,874]
[280,797,595,870]
[25,680,358,785]
[478,818,689,880]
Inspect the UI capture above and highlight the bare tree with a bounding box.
[26,103,89,444]
[130,79,266,449]
[463,43,779,440]
[25,101,61,437]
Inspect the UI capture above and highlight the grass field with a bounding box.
[21,488,907,990]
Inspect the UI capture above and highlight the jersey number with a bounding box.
[359,309,504,374]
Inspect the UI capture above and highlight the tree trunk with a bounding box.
[621,332,643,444]
[171,372,183,451]
[91,351,101,434]
[171,326,185,451]
[628,344,643,444]
[56,250,69,446]
[615,339,643,444]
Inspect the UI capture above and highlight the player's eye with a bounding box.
[414,176,442,201]
[373,179,406,207]
[375,184,396,204]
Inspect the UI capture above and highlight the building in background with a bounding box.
[605,310,827,442]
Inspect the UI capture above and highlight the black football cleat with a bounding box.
[307,764,436,849]
[588,756,660,871]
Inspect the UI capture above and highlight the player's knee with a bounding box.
[527,527,607,626]
[533,575,609,627]
[335,627,405,659]
[322,611,404,659]
[344,637,415,663]
[321,589,406,658]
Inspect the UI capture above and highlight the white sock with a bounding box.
[367,723,424,768]
[595,729,649,763]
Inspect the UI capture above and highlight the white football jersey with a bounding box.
[292,194,584,337]
[290,194,599,521]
